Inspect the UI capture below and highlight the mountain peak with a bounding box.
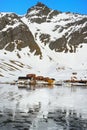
[35,2,47,7]
[27,2,50,15]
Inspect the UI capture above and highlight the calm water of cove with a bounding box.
[0,84,87,130]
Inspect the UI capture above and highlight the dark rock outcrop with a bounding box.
[0,13,42,56]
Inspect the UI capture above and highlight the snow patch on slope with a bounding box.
[0,42,87,82]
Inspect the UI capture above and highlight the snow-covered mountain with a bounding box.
[0,2,87,82]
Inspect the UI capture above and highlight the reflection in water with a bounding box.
[71,86,77,92]
[18,84,54,90]
[0,84,87,130]
[47,109,87,130]
[1,107,87,130]
[30,108,87,130]
[0,106,40,130]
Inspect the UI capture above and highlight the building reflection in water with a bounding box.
[18,84,54,90]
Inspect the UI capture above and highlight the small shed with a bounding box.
[18,77,30,84]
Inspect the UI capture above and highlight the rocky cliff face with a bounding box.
[26,2,61,23]
[0,2,87,54]
[25,2,87,53]
[0,13,41,56]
